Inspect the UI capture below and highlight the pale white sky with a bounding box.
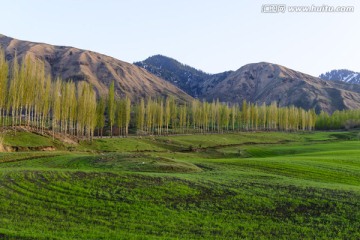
[1,0,359,76]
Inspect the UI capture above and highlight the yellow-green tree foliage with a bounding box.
[1,53,341,139]
[108,81,115,137]
[0,55,98,140]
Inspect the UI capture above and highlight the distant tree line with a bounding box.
[126,98,317,136]
[316,110,360,130]
[1,48,358,140]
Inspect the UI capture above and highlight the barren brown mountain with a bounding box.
[136,55,360,113]
[0,34,192,102]
[204,62,360,113]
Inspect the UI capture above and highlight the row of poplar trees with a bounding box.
[0,48,319,140]
[129,98,317,135]
[0,49,97,139]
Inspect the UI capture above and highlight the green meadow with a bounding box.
[0,131,359,239]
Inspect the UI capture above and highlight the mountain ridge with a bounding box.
[319,69,360,84]
[136,55,360,113]
[134,55,233,98]
[0,34,192,102]
[2,34,360,114]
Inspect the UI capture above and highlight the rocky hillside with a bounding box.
[0,34,192,102]
[136,56,360,113]
[205,62,360,113]
[134,55,233,98]
[319,69,360,84]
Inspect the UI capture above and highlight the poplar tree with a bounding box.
[154,99,163,135]
[215,99,221,132]
[61,82,70,133]
[40,75,52,133]
[179,104,187,133]
[124,96,131,136]
[193,100,200,132]
[52,78,62,137]
[8,54,20,128]
[170,97,177,132]
[17,58,27,126]
[164,97,171,134]
[242,100,249,130]
[96,96,106,137]
[67,82,77,135]
[32,60,44,129]
[115,99,124,136]
[86,84,97,141]
[108,81,115,137]
[0,47,8,127]
[76,82,86,137]
[260,102,267,130]
[231,104,237,131]
[210,100,217,131]
[136,98,145,134]
[202,101,210,133]
[145,98,153,134]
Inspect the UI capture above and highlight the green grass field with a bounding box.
[0,131,359,239]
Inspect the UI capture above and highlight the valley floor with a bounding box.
[0,131,359,239]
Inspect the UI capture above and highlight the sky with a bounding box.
[1,0,359,76]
